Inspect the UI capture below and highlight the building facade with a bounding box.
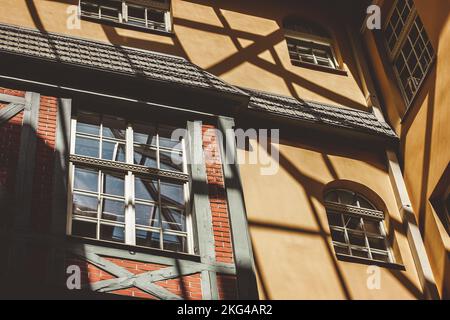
[0,0,448,299]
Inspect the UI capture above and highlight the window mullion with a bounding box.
[125,172,135,245]
[97,169,102,240]
[125,124,135,245]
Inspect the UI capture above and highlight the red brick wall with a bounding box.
[0,88,24,227]
[0,86,238,299]
[0,88,59,232]
[65,256,202,300]
[202,123,238,299]
[31,95,58,232]
[202,124,234,264]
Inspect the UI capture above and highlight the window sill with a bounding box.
[67,235,201,262]
[80,15,174,37]
[291,60,348,76]
[336,253,405,270]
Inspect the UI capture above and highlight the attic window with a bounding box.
[79,0,172,33]
[283,17,339,71]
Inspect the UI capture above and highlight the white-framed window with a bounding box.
[325,189,394,264]
[287,38,337,69]
[283,18,339,70]
[68,111,193,254]
[79,0,172,33]
[384,0,435,106]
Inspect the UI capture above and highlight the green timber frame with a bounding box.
[0,81,258,300]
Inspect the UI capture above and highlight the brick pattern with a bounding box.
[0,87,24,227]
[202,123,238,299]
[217,274,238,300]
[202,124,234,264]
[31,96,58,232]
[0,85,239,300]
[65,256,202,300]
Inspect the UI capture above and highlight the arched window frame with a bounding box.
[324,189,395,265]
[283,18,340,71]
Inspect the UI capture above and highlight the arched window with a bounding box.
[283,17,338,70]
[324,189,393,263]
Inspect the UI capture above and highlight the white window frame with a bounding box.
[325,189,395,264]
[383,0,435,107]
[66,112,194,254]
[284,28,339,70]
[78,0,172,33]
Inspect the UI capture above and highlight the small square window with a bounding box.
[80,0,172,33]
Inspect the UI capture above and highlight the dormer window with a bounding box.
[79,0,172,33]
[283,17,339,71]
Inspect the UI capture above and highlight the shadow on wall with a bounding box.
[34,0,369,110]
[0,97,203,300]
[245,135,424,299]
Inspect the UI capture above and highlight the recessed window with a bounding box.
[283,17,339,71]
[69,111,190,253]
[79,0,172,33]
[325,189,393,264]
[287,38,336,69]
[430,164,450,235]
[384,0,435,106]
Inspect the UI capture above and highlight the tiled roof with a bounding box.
[0,23,243,95]
[0,23,396,139]
[242,88,397,138]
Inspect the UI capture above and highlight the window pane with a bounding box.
[364,220,382,235]
[163,233,187,252]
[372,252,390,262]
[351,248,369,259]
[338,191,355,205]
[159,125,182,150]
[160,151,183,172]
[356,196,374,209]
[161,207,186,232]
[344,215,363,231]
[133,146,157,167]
[73,193,98,218]
[325,191,338,203]
[100,224,125,243]
[74,167,98,192]
[348,232,366,247]
[330,229,346,243]
[147,9,165,24]
[103,173,125,196]
[76,113,100,135]
[327,212,343,227]
[160,181,184,206]
[133,124,156,146]
[75,136,100,158]
[135,178,158,201]
[368,237,387,251]
[135,204,159,227]
[72,220,97,238]
[102,141,126,162]
[136,229,160,249]
[102,199,125,222]
[102,116,126,140]
[333,245,350,255]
